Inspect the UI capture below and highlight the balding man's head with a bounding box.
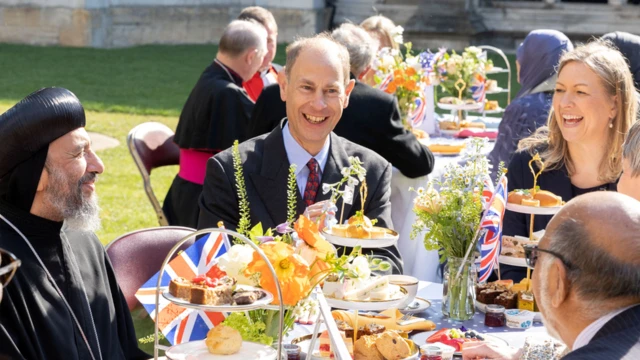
[542,192,640,301]
[218,19,267,60]
[284,34,350,86]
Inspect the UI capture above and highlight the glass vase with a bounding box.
[442,256,477,321]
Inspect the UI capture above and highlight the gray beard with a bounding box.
[62,194,102,232]
[43,168,102,232]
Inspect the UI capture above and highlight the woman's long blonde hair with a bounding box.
[360,15,400,51]
[518,40,638,183]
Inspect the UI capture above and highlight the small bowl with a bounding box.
[388,275,419,309]
[505,309,535,329]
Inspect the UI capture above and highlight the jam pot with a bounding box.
[484,304,506,327]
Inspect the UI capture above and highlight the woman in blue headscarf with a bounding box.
[488,30,573,177]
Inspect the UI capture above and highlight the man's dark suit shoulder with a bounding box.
[563,306,640,360]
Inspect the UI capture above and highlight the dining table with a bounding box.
[286,280,550,359]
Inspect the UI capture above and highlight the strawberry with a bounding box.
[192,275,207,285]
[426,329,450,343]
[206,264,227,280]
[204,277,218,288]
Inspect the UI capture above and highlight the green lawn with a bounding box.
[0,42,518,353]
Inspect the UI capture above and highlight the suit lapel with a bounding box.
[316,133,355,221]
[248,127,292,227]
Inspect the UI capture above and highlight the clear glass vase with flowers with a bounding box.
[369,38,445,134]
[434,46,488,103]
[410,137,494,320]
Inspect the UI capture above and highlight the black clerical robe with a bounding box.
[0,201,148,360]
[164,61,255,228]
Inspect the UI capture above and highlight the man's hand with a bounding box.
[303,200,336,226]
[462,342,522,360]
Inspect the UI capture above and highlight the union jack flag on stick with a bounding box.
[478,175,508,282]
[135,231,230,345]
[455,174,508,282]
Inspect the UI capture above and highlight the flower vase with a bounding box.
[442,256,477,321]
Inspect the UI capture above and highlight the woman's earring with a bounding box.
[609,122,614,129]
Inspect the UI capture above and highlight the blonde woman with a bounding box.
[500,40,638,281]
[360,15,401,51]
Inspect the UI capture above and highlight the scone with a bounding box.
[205,325,242,355]
[375,331,411,359]
[354,335,385,360]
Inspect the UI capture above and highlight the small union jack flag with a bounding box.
[478,175,508,283]
[470,73,487,104]
[377,73,394,92]
[408,93,427,128]
[135,231,230,345]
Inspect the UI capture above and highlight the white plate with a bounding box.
[399,297,432,314]
[470,108,504,114]
[487,67,509,74]
[292,334,419,360]
[432,151,461,157]
[165,340,277,360]
[321,227,399,248]
[506,203,562,215]
[412,331,509,356]
[499,255,528,267]
[437,102,484,111]
[438,129,460,136]
[486,87,507,94]
[325,285,408,311]
[475,300,542,322]
[162,285,273,312]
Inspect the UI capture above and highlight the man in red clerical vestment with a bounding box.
[238,6,282,102]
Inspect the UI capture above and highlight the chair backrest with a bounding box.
[127,122,180,226]
[105,226,196,311]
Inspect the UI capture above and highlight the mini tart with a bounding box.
[533,190,563,207]
[521,198,540,207]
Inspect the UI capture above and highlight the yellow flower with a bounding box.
[245,241,311,306]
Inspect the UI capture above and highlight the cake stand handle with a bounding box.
[153,228,285,360]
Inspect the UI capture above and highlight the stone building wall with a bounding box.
[0,0,329,48]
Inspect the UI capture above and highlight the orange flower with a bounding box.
[386,83,397,94]
[406,67,417,77]
[405,79,417,91]
[294,215,335,279]
[393,69,404,78]
[245,241,311,306]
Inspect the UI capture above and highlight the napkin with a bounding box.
[332,308,436,332]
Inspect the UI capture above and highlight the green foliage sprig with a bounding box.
[410,138,493,262]
[286,164,298,224]
[232,140,251,239]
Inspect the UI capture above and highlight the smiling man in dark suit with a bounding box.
[463,192,640,360]
[198,33,403,272]
[248,24,434,179]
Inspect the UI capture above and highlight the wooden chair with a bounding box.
[127,122,180,226]
[105,226,196,311]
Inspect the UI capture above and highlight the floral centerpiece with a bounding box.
[217,141,374,345]
[409,137,496,320]
[369,35,445,131]
[434,46,488,103]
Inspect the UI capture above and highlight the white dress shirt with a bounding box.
[573,304,639,350]
[282,122,331,196]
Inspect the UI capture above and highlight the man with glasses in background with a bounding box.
[463,192,640,360]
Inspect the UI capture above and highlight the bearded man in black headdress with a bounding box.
[0,88,148,360]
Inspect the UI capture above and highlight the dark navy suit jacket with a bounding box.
[563,305,640,360]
